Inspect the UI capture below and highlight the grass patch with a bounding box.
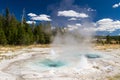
[108,74,120,80]
[94,44,120,50]
[0,44,50,53]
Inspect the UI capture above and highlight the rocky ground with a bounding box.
[0,45,120,80]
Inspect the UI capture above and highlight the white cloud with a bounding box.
[76,23,81,26]
[28,13,52,21]
[68,18,77,20]
[67,24,78,31]
[66,23,81,31]
[87,8,96,11]
[28,13,37,17]
[31,14,51,21]
[58,10,89,18]
[95,18,120,32]
[113,2,120,8]
[97,18,113,23]
[65,18,120,33]
[68,18,81,21]
[26,21,36,24]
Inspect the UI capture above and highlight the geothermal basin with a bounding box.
[0,47,120,80]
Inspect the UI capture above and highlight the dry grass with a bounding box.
[0,45,24,53]
[94,44,120,50]
[27,44,50,48]
[107,74,120,80]
[0,44,50,54]
[0,44,119,53]
[0,44,50,61]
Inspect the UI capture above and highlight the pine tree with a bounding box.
[5,8,10,28]
[106,35,111,44]
[22,18,34,45]
[118,36,120,44]
[33,24,43,44]
[6,14,18,45]
[0,28,7,45]
[24,25,34,45]
[39,33,45,44]
[44,33,51,44]
[0,15,3,28]
[16,25,26,45]
[0,8,52,45]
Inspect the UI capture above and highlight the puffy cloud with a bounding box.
[68,18,77,21]
[28,13,52,21]
[65,18,120,33]
[31,14,51,21]
[97,18,113,23]
[95,18,120,32]
[65,23,81,31]
[76,23,81,26]
[113,2,120,8]
[58,10,89,18]
[26,21,36,24]
[87,8,96,11]
[28,13,37,17]
[68,18,81,21]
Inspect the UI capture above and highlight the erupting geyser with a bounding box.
[50,49,56,56]
[78,55,90,69]
[47,49,57,59]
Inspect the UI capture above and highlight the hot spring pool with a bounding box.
[33,59,66,68]
[25,51,103,71]
[85,54,101,59]
[42,59,66,68]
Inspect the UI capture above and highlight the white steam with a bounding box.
[50,0,96,69]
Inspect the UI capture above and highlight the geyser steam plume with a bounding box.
[51,22,95,53]
[79,55,90,69]
[50,0,96,58]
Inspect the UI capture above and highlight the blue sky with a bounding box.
[0,0,120,35]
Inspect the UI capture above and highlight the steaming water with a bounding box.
[49,49,58,60]
[78,55,90,69]
[3,48,113,80]
[27,50,66,70]
[85,54,101,59]
[28,50,93,70]
[41,59,65,68]
[50,49,56,56]
[28,50,104,71]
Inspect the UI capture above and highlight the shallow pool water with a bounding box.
[34,59,66,68]
[42,59,65,68]
[85,54,101,59]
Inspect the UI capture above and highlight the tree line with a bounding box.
[96,35,120,44]
[0,8,52,45]
[0,8,120,46]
